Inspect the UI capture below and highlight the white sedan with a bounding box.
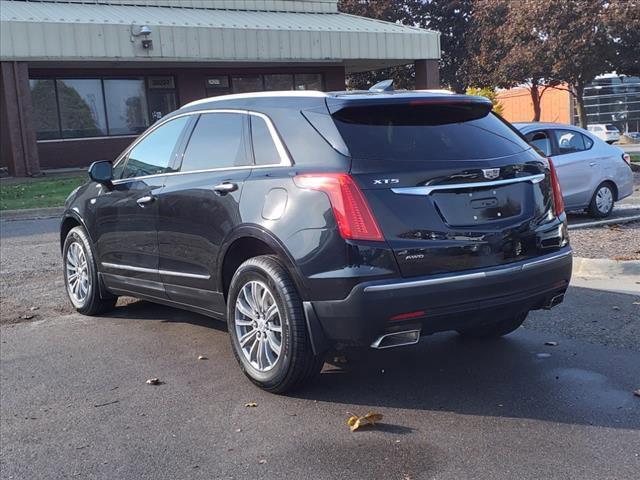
[515,123,634,218]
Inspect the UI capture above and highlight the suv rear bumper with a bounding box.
[306,247,572,348]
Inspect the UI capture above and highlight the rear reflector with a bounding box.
[389,310,426,322]
[548,158,565,216]
[293,173,384,241]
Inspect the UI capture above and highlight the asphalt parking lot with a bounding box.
[1,218,639,480]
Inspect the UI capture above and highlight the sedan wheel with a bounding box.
[588,183,615,218]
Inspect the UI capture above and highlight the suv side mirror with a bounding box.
[88,160,113,187]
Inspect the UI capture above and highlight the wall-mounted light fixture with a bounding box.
[130,25,153,49]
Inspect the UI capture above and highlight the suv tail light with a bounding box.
[622,153,631,165]
[548,158,564,216]
[293,173,384,241]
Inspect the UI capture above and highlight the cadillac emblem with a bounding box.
[482,168,500,180]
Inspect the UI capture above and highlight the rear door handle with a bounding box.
[213,182,238,195]
[136,195,155,206]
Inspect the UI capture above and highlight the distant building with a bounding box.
[497,74,640,133]
[497,85,571,124]
[0,0,441,176]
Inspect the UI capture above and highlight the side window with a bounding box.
[119,116,189,179]
[180,113,249,172]
[250,115,282,166]
[525,130,552,157]
[552,129,586,155]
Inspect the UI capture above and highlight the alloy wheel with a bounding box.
[66,241,90,304]
[234,280,283,372]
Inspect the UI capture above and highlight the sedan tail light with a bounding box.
[293,173,384,241]
[548,158,564,216]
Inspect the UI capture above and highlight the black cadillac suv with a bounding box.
[60,88,572,392]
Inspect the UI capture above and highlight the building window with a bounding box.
[104,79,149,136]
[232,75,263,93]
[57,79,107,138]
[29,76,176,140]
[295,73,323,91]
[29,79,60,140]
[575,75,640,132]
[227,73,324,94]
[264,74,293,91]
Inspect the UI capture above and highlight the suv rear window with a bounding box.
[332,104,530,161]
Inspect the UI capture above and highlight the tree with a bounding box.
[421,0,474,93]
[338,0,477,92]
[471,0,559,121]
[466,87,503,116]
[529,0,613,128]
[338,0,424,90]
[606,0,640,76]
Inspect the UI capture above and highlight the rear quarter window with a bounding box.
[332,106,530,161]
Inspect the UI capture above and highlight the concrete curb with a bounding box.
[568,214,640,230]
[0,207,64,222]
[573,256,640,279]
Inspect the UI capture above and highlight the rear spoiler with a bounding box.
[325,93,492,113]
[326,94,494,126]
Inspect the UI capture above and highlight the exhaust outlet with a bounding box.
[370,329,421,349]
[544,293,565,310]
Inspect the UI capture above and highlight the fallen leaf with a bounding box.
[258,459,267,464]
[19,314,34,320]
[634,389,640,397]
[245,402,258,408]
[544,341,559,346]
[346,411,383,432]
[145,378,161,385]
[197,355,208,360]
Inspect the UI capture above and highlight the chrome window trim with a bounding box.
[111,108,291,185]
[101,262,211,280]
[37,134,138,144]
[391,173,546,196]
[363,249,572,293]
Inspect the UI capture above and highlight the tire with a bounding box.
[587,182,615,218]
[226,255,324,393]
[63,226,117,315]
[456,312,527,339]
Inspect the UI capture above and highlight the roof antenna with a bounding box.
[369,79,394,93]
